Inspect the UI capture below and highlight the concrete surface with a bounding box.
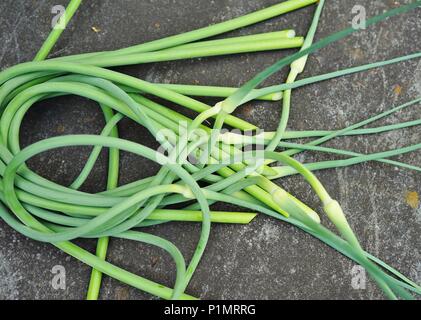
[0,0,420,300]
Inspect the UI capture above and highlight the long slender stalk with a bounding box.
[34,0,82,61]
[86,106,120,300]
[266,0,325,151]
[0,0,419,301]
[76,38,304,67]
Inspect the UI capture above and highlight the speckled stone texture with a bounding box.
[0,0,420,300]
